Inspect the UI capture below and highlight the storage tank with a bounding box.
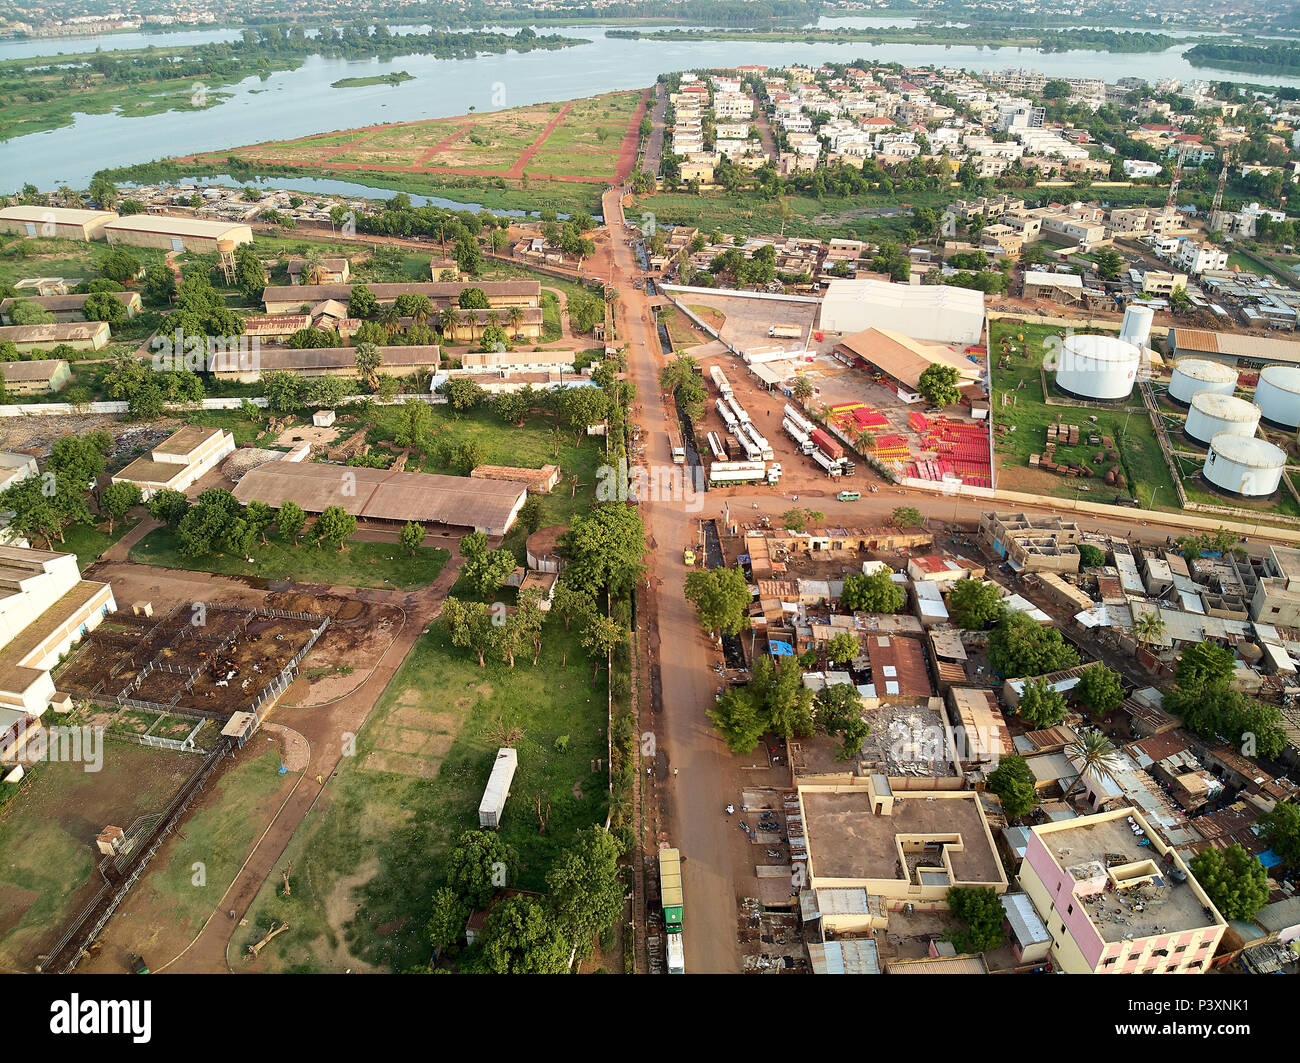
[1183,392,1260,446]
[1053,334,1141,401]
[1119,305,1154,348]
[1203,434,1286,497]
[1168,358,1237,406]
[1254,364,1300,429]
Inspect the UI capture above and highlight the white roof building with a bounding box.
[819,278,985,345]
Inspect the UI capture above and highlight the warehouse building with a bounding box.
[111,426,236,500]
[0,321,109,354]
[819,278,985,345]
[0,205,118,241]
[232,462,529,536]
[1166,328,1300,370]
[0,546,115,729]
[261,280,541,315]
[833,328,980,403]
[103,215,253,254]
[210,345,440,384]
[0,291,141,324]
[0,358,72,394]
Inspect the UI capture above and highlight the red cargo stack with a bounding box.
[810,428,844,461]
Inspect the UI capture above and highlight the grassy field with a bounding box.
[59,516,140,570]
[232,619,609,972]
[0,742,195,972]
[130,528,450,591]
[989,319,1179,510]
[0,235,171,289]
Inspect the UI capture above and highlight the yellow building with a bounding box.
[0,205,118,241]
[103,214,252,254]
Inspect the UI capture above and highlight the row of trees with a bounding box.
[147,487,352,558]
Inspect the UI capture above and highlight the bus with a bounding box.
[836,490,861,502]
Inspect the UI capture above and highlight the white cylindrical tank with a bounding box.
[1119,305,1154,348]
[1254,364,1300,429]
[1184,392,1260,446]
[1054,334,1141,401]
[1169,357,1237,405]
[1203,434,1286,497]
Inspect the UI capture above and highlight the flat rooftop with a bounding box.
[1038,815,1221,941]
[152,424,225,457]
[802,787,1001,884]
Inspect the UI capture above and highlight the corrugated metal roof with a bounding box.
[1001,891,1050,947]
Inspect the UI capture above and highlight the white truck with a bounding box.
[715,398,738,428]
[811,449,843,477]
[784,404,815,435]
[726,395,751,424]
[743,423,775,461]
[709,365,733,399]
[782,418,817,454]
[709,460,768,484]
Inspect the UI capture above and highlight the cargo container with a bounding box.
[659,847,684,933]
[478,747,518,828]
[668,428,685,464]
[769,324,802,339]
[810,428,844,461]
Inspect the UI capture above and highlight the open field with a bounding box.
[232,619,609,972]
[129,528,449,592]
[0,234,170,289]
[0,742,195,972]
[176,90,647,195]
[989,319,1178,510]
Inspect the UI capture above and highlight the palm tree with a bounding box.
[302,249,325,286]
[1063,728,1122,800]
[378,305,401,332]
[486,309,501,329]
[439,307,461,340]
[507,304,525,337]
[410,294,432,325]
[1133,611,1166,649]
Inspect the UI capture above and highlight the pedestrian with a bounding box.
[673,767,679,776]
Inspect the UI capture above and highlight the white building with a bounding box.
[111,425,236,500]
[819,278,986,345]
[1122,160,1163,179]
[0,547,115,736]
[1177,240,1229,276]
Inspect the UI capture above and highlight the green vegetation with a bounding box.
[1073,663,1125,718]
[1186,41,1300,75]
[946,577,1006,630]
[840,568,904,614]
[130,526,448,591]
[812,683,870,761]
[709,655,813,754]
[1260,803,1300,873]
[331,71,416,89]
[986,754,1038,820]
[988,611,1079,679]
[1015,677,1068,729]
[1189,844,1269,921]
[1164,643,1288,759]
[684,565,751,637]
[944,886,1008,955]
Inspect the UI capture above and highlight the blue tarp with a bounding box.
[769,640,794,656]
[1258,849,1282,869]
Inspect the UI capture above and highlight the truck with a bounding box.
[784,404,815,435]
[715,398,738,428]
[726,396,751,424]
[668,428,685,465]
[659,847,684,974]
[709,460,768,484]
[769,324,802,339]
[767,463,782,485]
[709,365,733,399]
[743,423,775,461]
[811,449,843,477]
[810,427,845,462]
[706,431,728,461]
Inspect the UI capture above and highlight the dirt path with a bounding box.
[508,101,573,179]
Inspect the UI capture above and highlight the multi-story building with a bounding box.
[1251,545,1300,626]
[1019,808,1227,973]
[1177,240,1229,276]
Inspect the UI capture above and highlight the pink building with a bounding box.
[1018,807,1226,973]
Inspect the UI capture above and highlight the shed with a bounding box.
[478,747,518,828]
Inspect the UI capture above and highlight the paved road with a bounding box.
[604,185,745,974]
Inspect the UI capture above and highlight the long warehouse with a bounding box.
[231,462,529,536]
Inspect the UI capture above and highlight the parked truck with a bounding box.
[715,398,738,428]
[769,324,802,339]
[668,428,685,465]
[709,365,733,399]
[811,449,843,477]
[810,427,845,462]
[659,846,684,974]
[784,404,815,435]
[709,460,768,484]
[726,396,751,424]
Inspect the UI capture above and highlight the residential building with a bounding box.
[0,321,109,354]
[0,358,72,394]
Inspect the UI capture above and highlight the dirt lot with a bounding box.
[0,416,180,467]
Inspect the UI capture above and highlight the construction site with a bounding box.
[55,602,330,723]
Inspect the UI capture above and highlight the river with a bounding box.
[4,24,1300,193]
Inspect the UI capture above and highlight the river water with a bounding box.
[4,23,1299,193]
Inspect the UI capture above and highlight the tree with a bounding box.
[233,244,267,301]
[683,565,751,637]
[708,684,769,754]
[1094,247,1124,281]
[557,386,609,442]
[1016,677,1068,728]
[1074,663,1124,717]
[82,291,127,326]
[840,568,904,613]
[791,375,814,402]
[826,631,859,666]
[458,286,491,310]
[100,247,142,285]
[550,580,594,632]
[1063,728,1122,798]
[454,234,483,275]
[987,754,1038,819]
[813,683,869,761]
[464,546,517,595]
[1077,543,1106,567]
[314,505,356,550]
[947,577,1005,629]
[1176,642,1236,691]
[399,521,426,555]
[277,500,305,544]
[347,284,378,318]
[261,370,304,413]
[1189,844,1269,921]
[917,363,960,408]
[100,481,141,534]
[8,299,53,325]
[780,507,824,533]
[446,830,515,911]
[891,506,923,529]
[442,597,498,667]
[561,505,646,597]
[1133,610,1166,649]
[427,887,466,955]
[545,827,624,955]
[175,489,247,558]
[988,611,1079,678]
[474,895,569,974]
[1260,802,1300,873]
[245,500,274,545]
[516,496,544,536]
[945,886,1007,954]
[394,398,431,451]
[441,376,485,412]
[147,487,190,526]
[353,342,382,391]
[581,612,627,665]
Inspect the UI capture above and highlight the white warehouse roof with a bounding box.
[819,278,985,346]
